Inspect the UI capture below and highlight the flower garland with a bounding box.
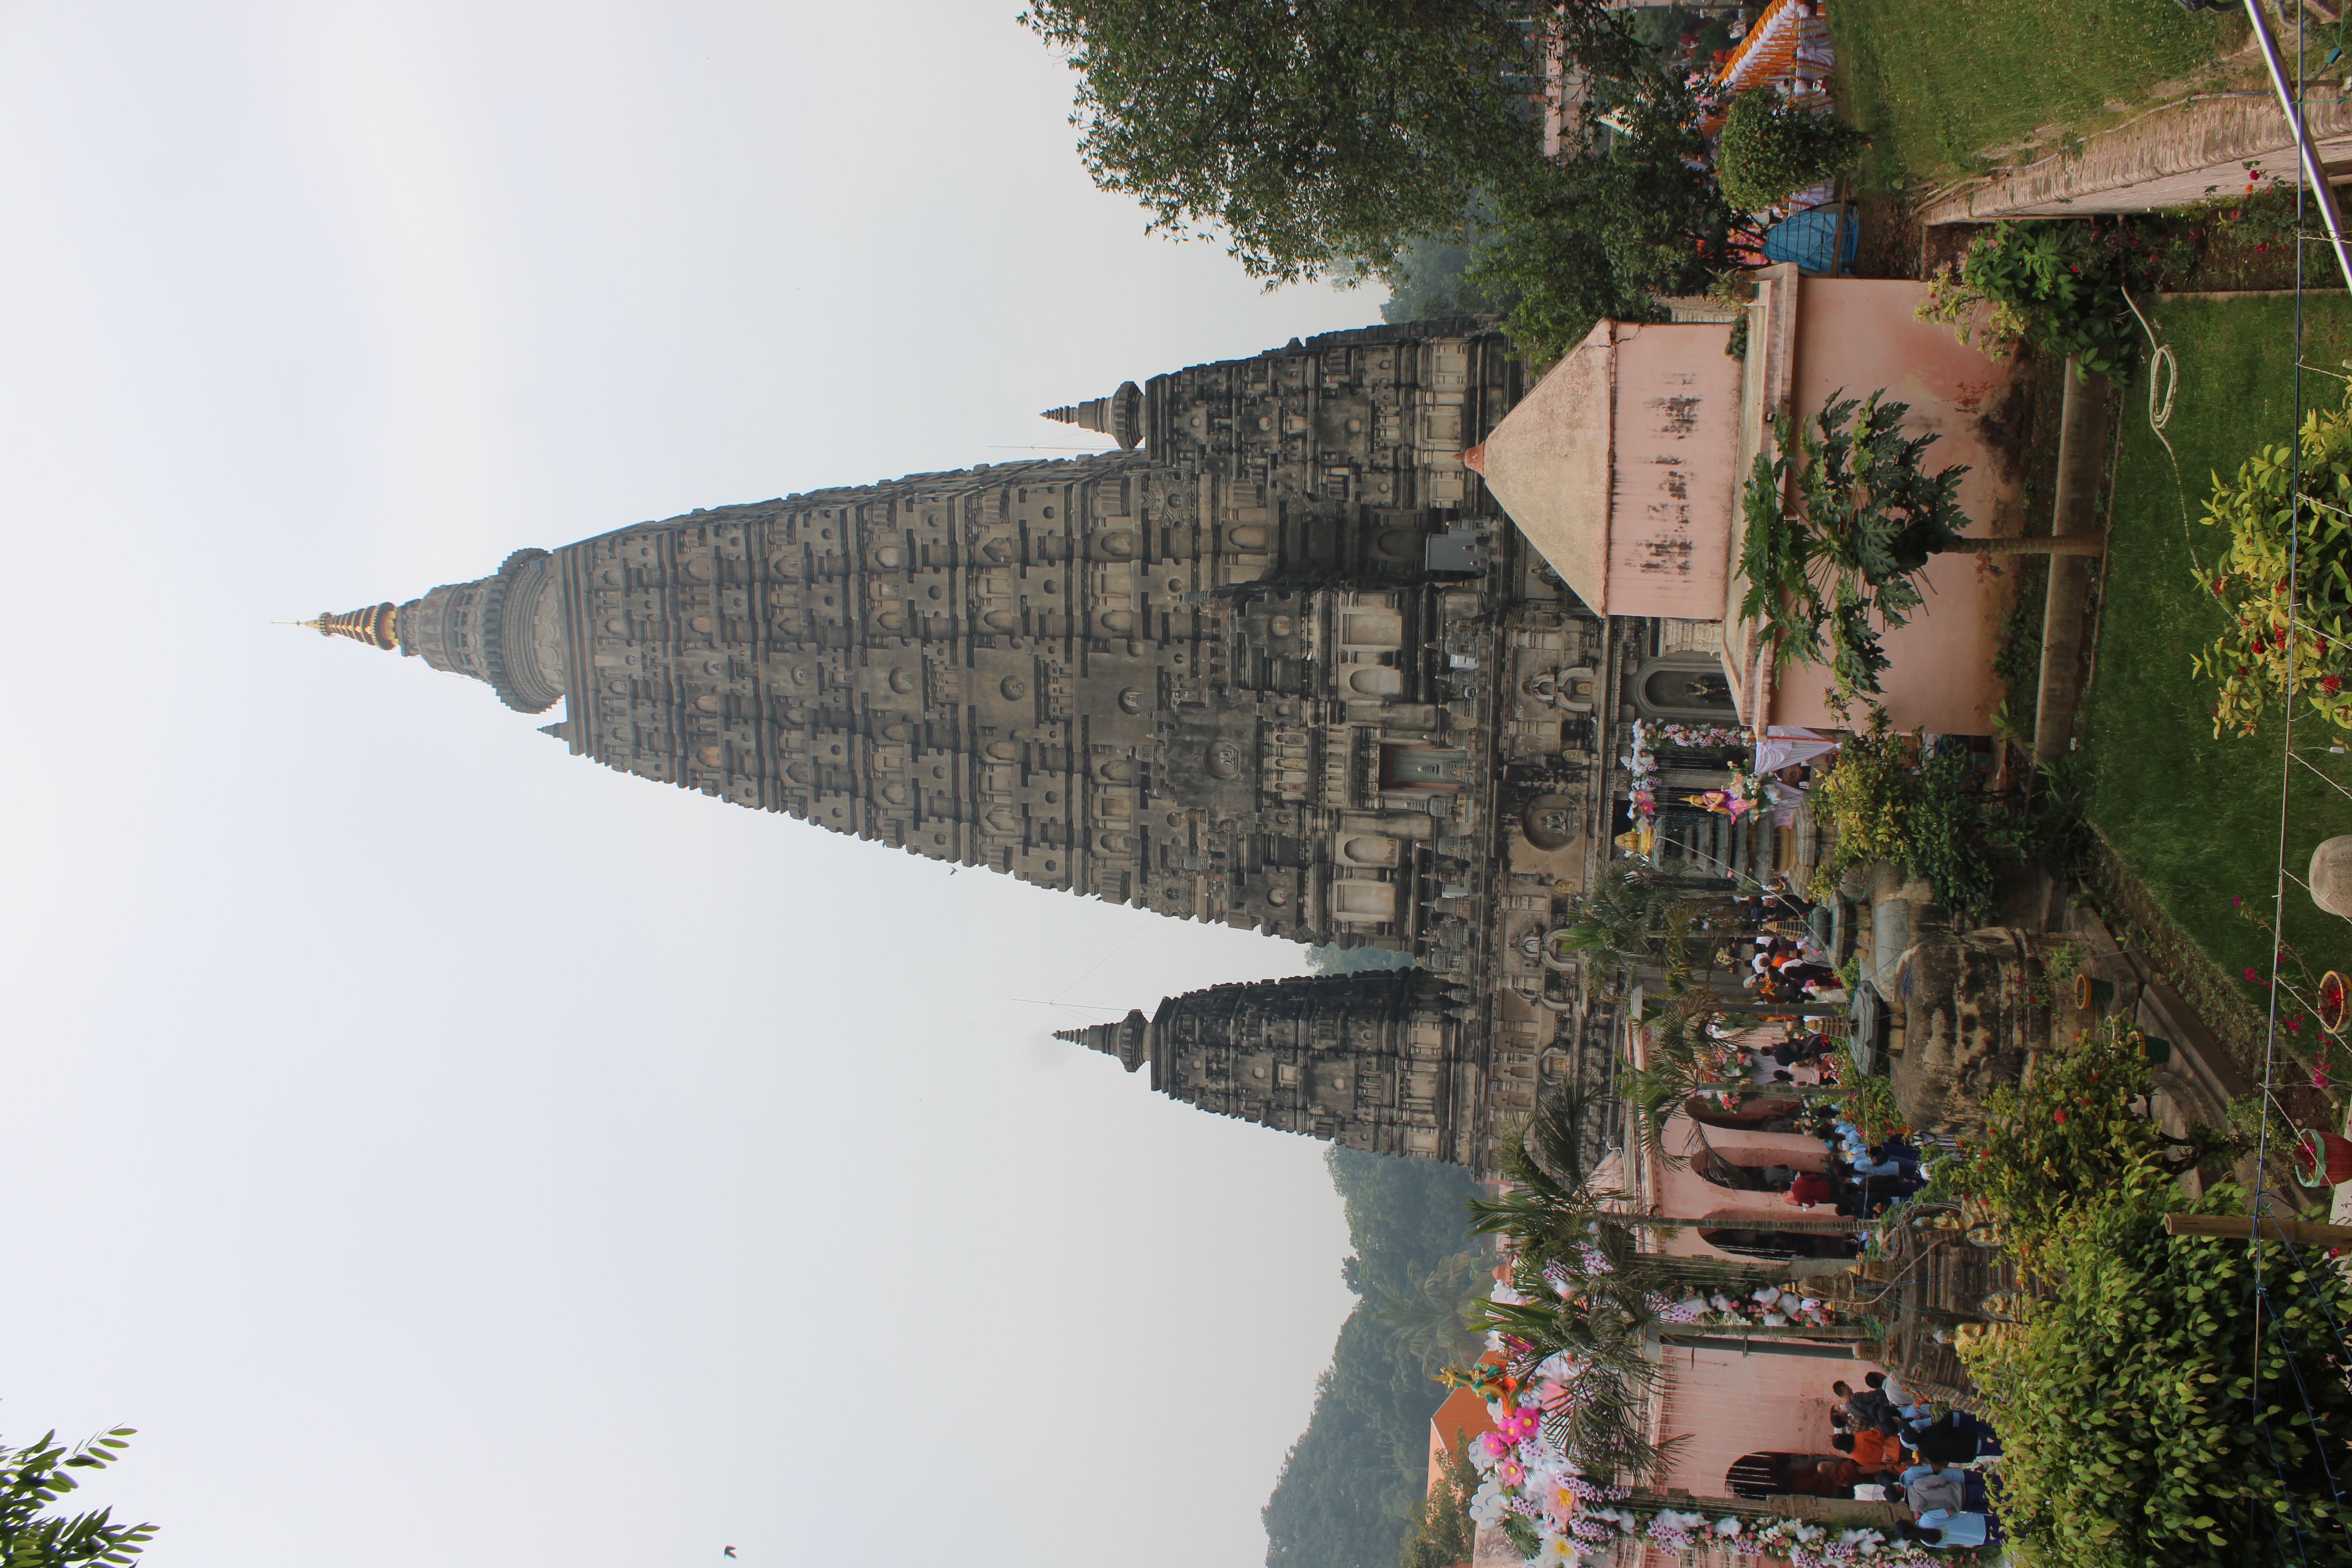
[1626,720,1756,822]
[1492,1270,1843,1345]
[1463,1406,1973,1568]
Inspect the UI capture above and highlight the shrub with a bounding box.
[1713,92,1865,213]
[2190,393,2352,739]
[1918,220,2157,381]
[1927,1016,2243,1253]
[1808,711,1921,900]
[1961,1161,2352,1568]
[1906,742,1997,926]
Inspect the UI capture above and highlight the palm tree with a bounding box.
[1373,1251,1491,1375]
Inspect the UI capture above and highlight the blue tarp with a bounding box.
[1763,205,1860,274]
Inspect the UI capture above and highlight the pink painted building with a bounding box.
[1474,268,2024,735]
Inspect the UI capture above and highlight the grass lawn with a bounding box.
[1828,0,2242,186]
[2078,294,2352,1091]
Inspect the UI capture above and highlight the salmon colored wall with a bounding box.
[1605,325,1743,620]
[1653,1343,1849,1495]
[1771,280,2024,735]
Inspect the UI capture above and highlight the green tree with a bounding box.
[1371,1250,1490,1375]
[1396,1432,1479,1568]
[1964,1165,2352,1568]
[0,1426,154,1566]
[1019,0,1554,285]
[1713,91,1866,213]
[1261,1148,1486,1568]
[1740,391,2102,699]
[1376,223,1521,325]
[1464,91,1737,366]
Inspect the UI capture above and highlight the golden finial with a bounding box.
[299,603,401,650]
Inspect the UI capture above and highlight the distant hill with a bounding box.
[1261,1146,1485,1568]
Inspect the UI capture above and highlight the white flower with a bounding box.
[1763,1311,1789,1327]
[1714,1517,1744,1537]
[1751,1286,1784,1307]
[1535,1535,1583,1567]
[1658,1510,1709,1531]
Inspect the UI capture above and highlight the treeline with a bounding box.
[1020,2,1748,368]
[1261,1147,1487,1568]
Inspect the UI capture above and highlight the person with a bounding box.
[1901,1512,1993,1548]
[1792,1456,1862,1495]
[1869,1370,1932,1427]
[1900,1463,1969,1517]
[1830,1429,1902,1475]
[1775,958,1839,990]
[1833,1379,1901,1435]
[1786,1169,1836,1208]
[1905,1412,1984,1466]
[1774,1033,1835,1067]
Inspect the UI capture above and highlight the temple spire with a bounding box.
[1056,1010,1152,1072]
[301,602,399,651]
[1042,380,1144,451]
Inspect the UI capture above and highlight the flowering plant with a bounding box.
[2189,394,2352,739]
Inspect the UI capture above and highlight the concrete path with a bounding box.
[1917,90,2352,224]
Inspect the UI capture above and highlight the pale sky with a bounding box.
[0,5,1403,1566]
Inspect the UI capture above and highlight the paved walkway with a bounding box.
[1917,90,2352,225]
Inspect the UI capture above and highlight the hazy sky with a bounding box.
[0,5,1403,1565]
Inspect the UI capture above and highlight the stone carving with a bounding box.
[309,319,1662,1175]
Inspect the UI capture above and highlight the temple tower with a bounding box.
[310,318,1646,1174]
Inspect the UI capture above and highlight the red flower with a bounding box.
[2325,675,2342,693]
[2069,263,2080,272]
[2289,1016,2304,1033]
[2054,1110,2068,1123]
[2317,1068,2334,1089]
[2258,242,2269,252]
[2231,209,2243,219]
[2246,966,2264,981]
[2233,896,2244,906]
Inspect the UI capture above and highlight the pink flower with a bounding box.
[2316,1068,2334,1089]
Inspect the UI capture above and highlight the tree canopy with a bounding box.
[1020,0,1729,361]
[0,1425,154,1567]
[1020,0,1552,284]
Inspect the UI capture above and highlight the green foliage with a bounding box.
[1927,220,2158,381]
[1824,0,2238,187]
[1962,1163,2352,1568]
[1377,223,1522,326]
[1807,711,1920,899]
[1019,1,1656,287]
[1022,2,1734,369]
[1262,1149,1485,1568]
[1990,563,2047,737]
[0,1426,154,1566]
[1907,742,1997,927]
[1835,1071,1910,1144]
[1807,722,2003,918]
[1713,93,1866,213]
[1396,1434,1479,1568]
[1928,1016,2244,1252]
[2078,292,2352,1042]
[1465,93,1737,368]
[1739,392,1972,697]
[2189,392,2352,739]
